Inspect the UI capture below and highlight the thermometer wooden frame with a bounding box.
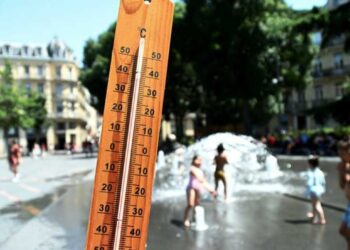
[85,1,174,249]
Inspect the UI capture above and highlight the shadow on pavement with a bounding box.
[284,219,311,224]
[283,193,346,212]
[170,219,185,229]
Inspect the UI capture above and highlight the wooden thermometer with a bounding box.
[85,0,174,249]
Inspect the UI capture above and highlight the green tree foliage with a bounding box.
[322,2,350,51]
[81,0,316,137]
[80,24,115,114]
[172,0,315,132]
[163,2,200,138]
[25,92,48,141]
[0,85,31,133]
[0,61,13,84]
[0,62,47,140]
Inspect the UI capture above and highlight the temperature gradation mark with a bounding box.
[85,1,174,250]
[114,36,145,249]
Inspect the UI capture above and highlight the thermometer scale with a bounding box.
[85,0,174,249]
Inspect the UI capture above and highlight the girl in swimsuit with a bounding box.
[183,155,216,227]
[213,144,229,201]
[305,155,326,224]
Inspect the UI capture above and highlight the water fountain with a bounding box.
[153,132,289,201]
[191,206,208,231]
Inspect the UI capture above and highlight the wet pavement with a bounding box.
[277,156,346,208]
[0,155,347,249]
[0,154,95,208]
[148,195,346,250]
[1,181,346,250]
[0,154,96,245]
[0,182,92,250]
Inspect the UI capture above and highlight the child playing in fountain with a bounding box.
[213,143,229,201]
[305,155,326,224]
[337,138,350,249]
[183,155,216,227]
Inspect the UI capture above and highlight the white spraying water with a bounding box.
[153,133,299,201]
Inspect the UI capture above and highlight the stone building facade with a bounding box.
[0,38,99,156]
[281,0,350,131]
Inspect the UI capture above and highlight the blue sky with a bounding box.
[285,0,327,9]
[0,0,327,65]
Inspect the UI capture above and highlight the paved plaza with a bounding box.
[0,154,97,245]
[0,154,348,249]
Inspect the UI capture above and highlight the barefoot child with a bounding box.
[305,155,326,224]
[213,144,229,201]
[337,139,350,249]
[183,155,216,227]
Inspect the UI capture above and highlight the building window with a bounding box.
[25,82,31,93]
[55,83,63,97]
[68,66,73,80]
[37,65,44,77]
[69,122,76,129]
[56,101,64,113]
[38,83,44,94]
[70,101,75,112]
[55,66,61,79]
[311,32,322,46]
[24,65,30,77]
[335,83,345,98]
[69,82,74,94]
[297,90,305,103]
[4,45,10,54]
[314,57,322,73]
[314,85,323,100]
[23,46,28,55]
[297,116,306,130]
[57,122,65,130]
[334,53,344,69]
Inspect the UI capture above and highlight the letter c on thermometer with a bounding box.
[140,28,146,38]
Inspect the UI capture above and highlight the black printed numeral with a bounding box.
[120,46,130,54]
[144,108,155,116]
[115,84,126,92]
[149,71,159,78]
[151,52,161,60]
[117,65,128,73]
[98,204,110,213]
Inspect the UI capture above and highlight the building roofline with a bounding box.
[0,38,77,63]
[0,55,78,65]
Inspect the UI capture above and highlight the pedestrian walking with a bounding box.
[32,143,41,159]
[183,155,216,227]
[213,143,229,201]
[7,139,22,182]
[305,155,326,224]
[41,143,47,157]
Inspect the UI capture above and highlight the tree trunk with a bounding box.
[34,128,41,143]
[242,99,252,135]
[175,114,184,142]
[3,127,9,158]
